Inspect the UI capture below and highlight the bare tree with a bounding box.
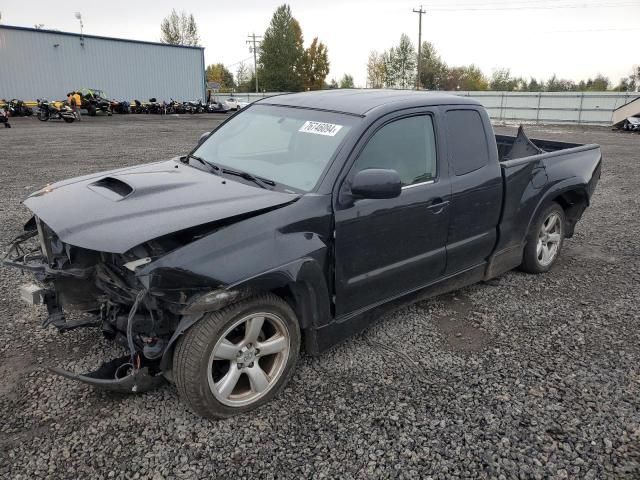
[160,9,200,46]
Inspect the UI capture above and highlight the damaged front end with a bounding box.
[3,216,236,393]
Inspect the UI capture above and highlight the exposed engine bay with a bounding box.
[3,215,243,393]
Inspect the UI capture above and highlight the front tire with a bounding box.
[173,293,301,419]
[520,202,565,274]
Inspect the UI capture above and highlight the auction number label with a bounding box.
[299,121,343,136]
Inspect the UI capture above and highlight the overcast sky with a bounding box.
[2,0,638,87]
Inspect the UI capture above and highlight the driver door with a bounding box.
[334,112,451,317]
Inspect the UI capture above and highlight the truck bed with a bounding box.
[496,127,583,162]
[486,126,602,279]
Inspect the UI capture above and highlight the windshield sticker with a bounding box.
[299,121,343,136]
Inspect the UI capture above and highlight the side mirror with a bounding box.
[198,132,210,146]
[351,168,402,200]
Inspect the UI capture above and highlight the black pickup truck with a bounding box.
[4,90,602,419]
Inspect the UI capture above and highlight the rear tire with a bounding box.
[173,293,301,419]
[519,202,565,274]
[37,111,49,121]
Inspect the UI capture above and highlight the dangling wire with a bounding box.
[126,289,148,368]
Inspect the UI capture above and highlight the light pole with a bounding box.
[74,12,84,46]
[247,33,262,94]
[413,6,426,90]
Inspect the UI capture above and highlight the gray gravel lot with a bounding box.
[1,115,639,479]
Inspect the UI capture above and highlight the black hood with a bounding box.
[24,160,299,254]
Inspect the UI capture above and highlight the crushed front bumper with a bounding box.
[49,356,165,393]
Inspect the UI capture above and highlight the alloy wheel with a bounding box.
[536,212,562,267]
[207,312,290,407]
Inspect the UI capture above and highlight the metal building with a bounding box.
[0,25,205,102]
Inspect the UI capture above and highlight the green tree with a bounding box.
[259,4,305,91]
[581,74,610,91]
[302,37,330,90]
[545,74,577,92]
[160,9,200,46]
[235,62,253,92]
[389,34,416,89]
[366,51,387,88]
[490,68,519,91]
[464,65,489,90]
[206,63,235,90]
[418,41,448,90]
[328,78,339,89]
[526,78,543,92]
[339,74,355,88]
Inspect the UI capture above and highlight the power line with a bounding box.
[247,33,262,93]
[427,0,638,7]
[226,56,254,69]
[429,1,639,11]
[412,6,426,90]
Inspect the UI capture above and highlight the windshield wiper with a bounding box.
[185,154,219,174]
[221,168,275,189]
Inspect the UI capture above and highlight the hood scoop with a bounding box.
[88,177,134,201]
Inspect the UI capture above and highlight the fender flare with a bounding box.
[525,180,589,241]
[159,257,331,370]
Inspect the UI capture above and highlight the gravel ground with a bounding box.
[1,115,639,479]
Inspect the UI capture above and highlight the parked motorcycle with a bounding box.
[110,100,130,114]
[131,100,147,114]
[146,98,164,114]
[185,99,205,114]
[0,107,11,128]
[36,99,76,123]
[167,99,185,114]
[7,99,34,117]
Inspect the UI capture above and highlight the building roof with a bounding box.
[0,24,204,50]
[258,89,480,115]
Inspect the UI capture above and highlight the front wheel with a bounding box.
[62,116,75,123]
[520,202,565,274]
[37,110,49,121]
[173,293,301,419]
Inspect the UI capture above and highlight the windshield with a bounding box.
[193,104,357,192]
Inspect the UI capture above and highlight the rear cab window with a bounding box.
[445,109,490,176]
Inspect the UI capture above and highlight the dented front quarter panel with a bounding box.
[138,195,334,320]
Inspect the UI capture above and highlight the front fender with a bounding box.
[159,256,332,370]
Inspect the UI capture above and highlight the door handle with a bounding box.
[426,198,449,214]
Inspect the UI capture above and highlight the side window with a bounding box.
[445,109,490,176]
[353,115,437,187]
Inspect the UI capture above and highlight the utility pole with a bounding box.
[246,33,262,93]
[412,6,426,89]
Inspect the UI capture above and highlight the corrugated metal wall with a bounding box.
[233,90,640,125]
[451,91,640,125]
[0,26,205,102]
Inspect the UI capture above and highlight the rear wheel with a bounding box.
[174,293,300,419]
[520,202,565,273]
[37,110,49,121]
[62,116,75,123]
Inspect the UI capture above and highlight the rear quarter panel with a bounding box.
[497,145,602,254]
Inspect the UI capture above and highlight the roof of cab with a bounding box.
[256,89,481,116]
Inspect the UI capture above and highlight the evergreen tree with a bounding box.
[259,5,305,91]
